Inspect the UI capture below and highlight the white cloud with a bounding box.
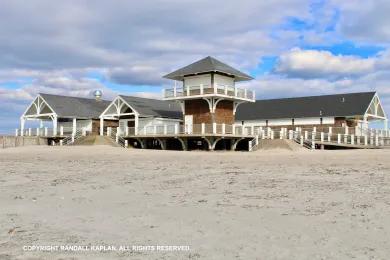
[275,48,376,79]
[334,0,390,45]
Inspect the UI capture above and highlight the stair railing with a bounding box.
[62,129,83,146]
[110,128,126,148]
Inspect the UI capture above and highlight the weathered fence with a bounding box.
[0,136,47,149]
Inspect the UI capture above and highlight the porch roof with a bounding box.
[39,93,111,119]
[119,95,182,119]
[236,92,380,121]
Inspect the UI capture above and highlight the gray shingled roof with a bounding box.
[236,92,376,121]
[163,56,253,81]
[40,93,111,119]
[119,95,182,119]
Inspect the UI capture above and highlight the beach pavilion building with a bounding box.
[99,56,257,150]
[19,93,111,137]
[99,95,182,136]
[236,91,388,134]
[16,56,389,150]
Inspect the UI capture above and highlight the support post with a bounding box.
[20,117,25,136]
[44,127,48,137]
[72,118,77,136]
[15,129,18,136]
[60,140,63,146]
[222,123,225,134]
[311,132,316,149]
[337,134,341,144]
[304,131,308,140]
[53,115,58,136]
[364,135,368,146]
[135,114,139,135]
[37,128,40,136]
[60,126,64,136]
[174,124,179,135]
[351,134,355,145]
[163,124,167,135]
[28,128,32,136]
[125,140,128,148]
[201,123,205,135]
[212,123,217,134]
[320,132,324,142]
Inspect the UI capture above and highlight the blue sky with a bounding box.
[0,0,389,133]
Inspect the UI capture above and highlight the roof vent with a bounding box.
[341,97,345,102]
[93,90,102,101]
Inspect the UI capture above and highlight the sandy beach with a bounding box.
[0,146,390,259]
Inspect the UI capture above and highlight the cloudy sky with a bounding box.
[1,0,389,132]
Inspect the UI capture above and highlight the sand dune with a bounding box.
[0,146,389,259]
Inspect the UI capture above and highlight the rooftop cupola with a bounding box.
[162,56,255,132]
[163,56,255,102]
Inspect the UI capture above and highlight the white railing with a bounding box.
[109,127,126,148]
[248,135,259,151]
[118,123,260,137]
[15,126,90,137]
[163,84,255,101]
[61,129,83,146]
[291,128,390,149]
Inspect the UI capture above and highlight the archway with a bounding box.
[126,138,145,149]
[213,138,232,151]
[166,138,185,150]
[233,138,249,151]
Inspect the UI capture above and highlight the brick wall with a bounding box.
[214,100,234,124]
[185,99,234,124]
[92,119,119,134]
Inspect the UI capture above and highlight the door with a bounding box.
[119,120,127,136]
[185,115,193,134]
